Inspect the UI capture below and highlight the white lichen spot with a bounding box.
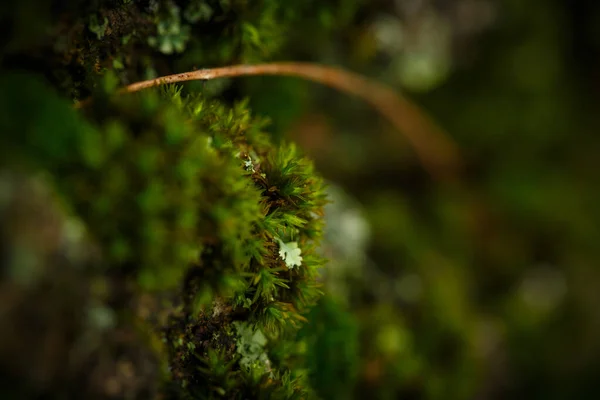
[277,239,302,269]
[243,157,255,173]
[233,321,271,375]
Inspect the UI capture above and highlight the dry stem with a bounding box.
[76,62,461,181]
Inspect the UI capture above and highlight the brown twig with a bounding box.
[76,62,461,181]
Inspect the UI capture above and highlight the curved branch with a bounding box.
[77,63,462,181]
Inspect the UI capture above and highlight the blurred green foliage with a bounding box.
[287,1,600,399]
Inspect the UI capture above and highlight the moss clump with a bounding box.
[0,0,363,397]
[0,69,327,397]
[0,0,362,100]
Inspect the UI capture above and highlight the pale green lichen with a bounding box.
[277,238,303,269]
[233,321,272,376]
[148,4,190,54]
[88,15,109,40]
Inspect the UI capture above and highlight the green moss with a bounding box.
[1,69,328,396]
[0,1,367,397]
[1,0,363,100]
